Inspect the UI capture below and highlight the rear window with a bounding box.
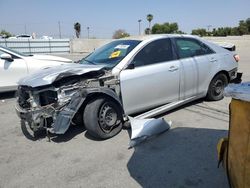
[175,38,214,58]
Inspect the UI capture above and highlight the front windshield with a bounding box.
[0,45,31,57]
[79,40,141,68]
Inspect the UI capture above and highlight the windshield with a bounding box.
[0,45,31,57]
[79,40,141,68]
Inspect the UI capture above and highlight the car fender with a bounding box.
[50,87,123,134]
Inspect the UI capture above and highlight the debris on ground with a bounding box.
[128,117,172,148]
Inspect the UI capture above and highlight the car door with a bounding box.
[174,37,215,98]
[0,50,28,91]
[119,38,180,114]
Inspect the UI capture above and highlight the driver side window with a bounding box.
[132,38,174,67]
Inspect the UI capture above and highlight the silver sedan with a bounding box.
[16,35,239,139]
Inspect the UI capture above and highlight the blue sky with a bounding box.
[0,0,249,38]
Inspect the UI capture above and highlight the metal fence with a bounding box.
[0,39,70,54]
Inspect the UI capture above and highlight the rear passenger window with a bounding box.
[175,38,214,59]
[133,38,174,67]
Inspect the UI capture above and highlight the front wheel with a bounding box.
[206,73,228,101]
[83,97,123,139]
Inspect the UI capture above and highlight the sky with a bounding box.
[0,0,249,39]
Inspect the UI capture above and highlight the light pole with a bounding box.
[138,19,142,35]
[58,21,62,39]
[87,27,90,39]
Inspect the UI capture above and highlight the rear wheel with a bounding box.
[83,97,123,139]
[206,73,228,101]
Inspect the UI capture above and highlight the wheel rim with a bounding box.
[99,103,118,133]
[212,79,224,96]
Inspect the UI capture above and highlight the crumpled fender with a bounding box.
[50,87,123,134]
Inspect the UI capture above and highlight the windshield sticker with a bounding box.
[114,45,130,49]
[109,50,121,58]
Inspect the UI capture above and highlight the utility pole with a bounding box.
[24,24,27,34]
[87,27,90,39]
[58,21,61,39]
[138,19,142,35]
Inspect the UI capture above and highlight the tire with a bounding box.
[83,97,123,139]
[206,73,228,101]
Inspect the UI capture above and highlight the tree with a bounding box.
[246,18,250,32]
[0,30,13,38]
[192,28,207,36]
[146,14,153,32]
[151,22,182,34]
[112,29,130,39]
[74,22,81,38]
[238,20,248,35]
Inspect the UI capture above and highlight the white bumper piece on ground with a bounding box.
[128,117,172,148]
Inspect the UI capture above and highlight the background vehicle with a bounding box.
[0,45,72,92]
[16,35,239,139]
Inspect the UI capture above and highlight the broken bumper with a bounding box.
[230,72,242,84]
[15,103,30,120]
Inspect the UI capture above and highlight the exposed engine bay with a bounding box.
[16,67,123,135]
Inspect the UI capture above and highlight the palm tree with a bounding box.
[74,22,81,38]
[146,14,153,30]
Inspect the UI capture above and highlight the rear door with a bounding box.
[120,38,180,114]
[174,37,215,98]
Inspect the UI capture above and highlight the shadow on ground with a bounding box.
[127,127,229,188]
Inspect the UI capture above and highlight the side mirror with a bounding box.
[126,63,135,70]
[0,53,13,62]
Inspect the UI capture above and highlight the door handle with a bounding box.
[168,66,179,72]
[209,58,217,62]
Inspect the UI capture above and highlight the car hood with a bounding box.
[18,63,106,88]
[29,54,72,62]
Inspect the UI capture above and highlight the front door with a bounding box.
[120,38,180,114]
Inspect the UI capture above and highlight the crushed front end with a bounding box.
[16,82,81,133]
[15,69,122,135]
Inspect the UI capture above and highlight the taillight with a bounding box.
[234,54,240,62]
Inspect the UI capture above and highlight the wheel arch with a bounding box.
[206,70,229,93]
[73,88,125,124]
[51,87,124,134]
[206,70,229,100]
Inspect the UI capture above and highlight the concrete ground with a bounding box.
[0,39,249,188]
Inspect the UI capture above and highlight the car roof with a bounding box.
[125,34,200,42]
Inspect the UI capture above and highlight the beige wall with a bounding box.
[70,38,114,53]
[70,35,250,54]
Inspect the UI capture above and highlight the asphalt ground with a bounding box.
[0,41,249,188]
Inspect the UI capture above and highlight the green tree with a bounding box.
[231,27,240,36]
[246,18,250,32]
[192,28,207,36]
[74,22,81,38]
[238,20,248,35]
[151,22,182,34]
[0,30,13,38]
[146,14,153,32]
[112,29,130,39]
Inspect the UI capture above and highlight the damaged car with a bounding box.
[15,35,240,139]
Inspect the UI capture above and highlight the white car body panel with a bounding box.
[114,35,238,114]
[120,59,180,114]
[0,46,72,92]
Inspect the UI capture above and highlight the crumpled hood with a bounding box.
[30,54,72,62]
[18,63,106,88]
